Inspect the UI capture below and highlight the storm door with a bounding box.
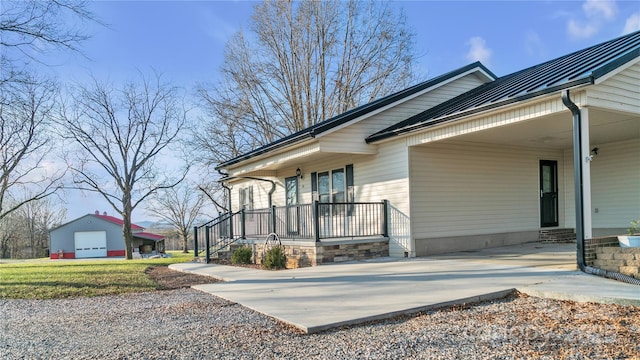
[540,160,559,227]
[285,176,299,234]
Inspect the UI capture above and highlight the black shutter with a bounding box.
[346,164,354,216]
[311,172,318,201]
[346,164,354,202]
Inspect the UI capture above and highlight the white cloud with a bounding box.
[524,31,546,57]
[202,10,238,44]
[623,13,640,34]
[583,0,617,21]
[567,0,619,39]
[466,36,491,65]
[567,19,599,39]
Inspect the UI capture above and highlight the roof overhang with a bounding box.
[216,62,497,171]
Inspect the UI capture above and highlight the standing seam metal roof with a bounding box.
[365,30,640,143]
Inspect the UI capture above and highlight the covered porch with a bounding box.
[194,201,390,266]
[407,90,639,256]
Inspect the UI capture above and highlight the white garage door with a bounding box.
[74,231,107,258]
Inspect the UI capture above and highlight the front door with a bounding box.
[540,160,559,227]
[285,176,299,234]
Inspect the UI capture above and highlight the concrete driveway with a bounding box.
[171,242,640,334]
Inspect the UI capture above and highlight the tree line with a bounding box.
[1,0,419,259]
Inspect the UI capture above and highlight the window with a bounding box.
[239,186,253,211]
[285,177,298,206]
[332,169,345,203]
[311,164,353,203]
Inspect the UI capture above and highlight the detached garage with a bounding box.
[74,231,107,258]
[49,211,164,259]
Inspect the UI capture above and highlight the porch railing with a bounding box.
[194,200,389,260]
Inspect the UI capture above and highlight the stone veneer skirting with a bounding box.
[584,236,620,266]
[585,236,640,279]
[247,238,389,268]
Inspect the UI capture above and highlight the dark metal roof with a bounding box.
[216,62,496,169]
[366,30,640,143]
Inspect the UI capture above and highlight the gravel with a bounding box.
[1,289,639,359]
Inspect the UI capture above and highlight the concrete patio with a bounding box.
[170,243,640,334]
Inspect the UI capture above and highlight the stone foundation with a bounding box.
[584,236,620,266]
[592,246,640,279]
[249,238,389,268]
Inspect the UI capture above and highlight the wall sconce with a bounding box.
[296,168,303,179]
[586,147,599,162]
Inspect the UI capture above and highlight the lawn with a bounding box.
[0,251,194,300]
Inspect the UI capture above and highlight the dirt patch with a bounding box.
[146,266,221,290]
[209,258,263,270]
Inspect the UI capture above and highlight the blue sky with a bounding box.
[51,0,639,221]
[50,0,640,87]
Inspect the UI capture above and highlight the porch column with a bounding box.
[580,108,593,239]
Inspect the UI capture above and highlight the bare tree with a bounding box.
[1,0,97,84]
[0,0,96,232]
[57,73,188,260]
[0,76,64,221]
[196,0,418,167]
[146,182,206,253]
[0,196,66,259]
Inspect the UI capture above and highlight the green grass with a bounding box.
[0,251,193,300]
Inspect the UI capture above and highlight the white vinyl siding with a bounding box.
[409,142,564,239]
[319,73,488,153]
[564,138,640,231]
[588,62,640,113]
[357,140,411,256]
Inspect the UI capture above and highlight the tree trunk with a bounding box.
[181,228,189,253]
[122,196,134,260]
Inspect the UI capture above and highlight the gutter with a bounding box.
[562,89,640,285]
[218,171,277,209]
[217,169,233,214]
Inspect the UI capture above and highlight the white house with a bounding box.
[203,31,640,267]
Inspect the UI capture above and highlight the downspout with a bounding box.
[561,90,586,271]
[562,90,640,285]
[217,169,233,214]
[217,170,277,209]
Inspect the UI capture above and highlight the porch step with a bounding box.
[539,229,576,243]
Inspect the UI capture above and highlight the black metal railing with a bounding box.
[194,200,389,261]
[194,211,244,263]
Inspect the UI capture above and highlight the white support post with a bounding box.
[580,108,593,239]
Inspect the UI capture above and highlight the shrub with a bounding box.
[231,246,253,265]
[262,246,286,270]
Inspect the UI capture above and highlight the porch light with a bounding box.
[586,147,599,162]
[296,168,302,178]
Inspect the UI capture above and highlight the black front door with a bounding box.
[540,160,559,227]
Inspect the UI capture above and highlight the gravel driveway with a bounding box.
[2,289,639,359]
